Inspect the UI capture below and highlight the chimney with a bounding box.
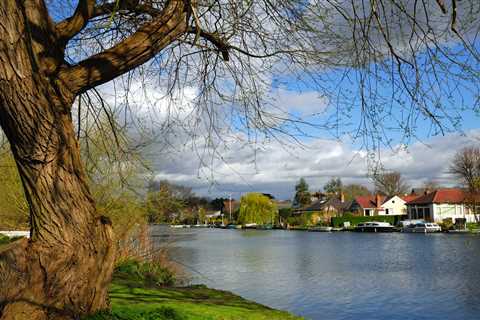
[376,194,381,209]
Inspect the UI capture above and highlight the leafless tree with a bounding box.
[0,1,479,319]
[450,146,480,222]
[372,170,409,196]
[450,147,480,192]
[422,179,441,192]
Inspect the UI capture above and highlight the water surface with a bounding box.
[151,227,480,320]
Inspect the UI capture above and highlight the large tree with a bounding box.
[0,1,478,319]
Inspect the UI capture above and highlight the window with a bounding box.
[424,207,431,221]
[418,208,424,219]
[365,209,370,216]
[385,209,389,215]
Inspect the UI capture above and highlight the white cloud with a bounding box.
[270,87,328,116]
[147,129,480,200]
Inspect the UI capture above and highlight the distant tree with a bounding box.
[342,184,371,202]
[145,184,185,223]
[450,147,480,222]
[372,171,409,196]
[422,180,441,191]
[197,207,207,225]
[238,193,278,225]
[210,198,228,211]
[324,177,343,195]
[450,147,480,192]
[293,178,312,207]
[148,180,194,200]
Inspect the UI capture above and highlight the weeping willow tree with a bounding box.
[238,193,278,225]
[0,0,479,319]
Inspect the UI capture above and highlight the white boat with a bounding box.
[0,231,30,238]
[399,219,425,228]
[244,223,258,229]
[308,226,333,232]
[170,225,186,229]
[447,229,470,234]
[402,222,441,233]
[354,222,394,232]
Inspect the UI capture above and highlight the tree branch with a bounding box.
[57,0,187,94]
[55,0,164,43]
[55,0,97,42]
[187,27,230,61]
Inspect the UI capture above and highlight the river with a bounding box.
[151,227,480,320]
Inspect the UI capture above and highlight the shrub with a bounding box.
[439,218,454,231]
[0,235,10,245]
[114,259,176,287]
[467,222,480,231]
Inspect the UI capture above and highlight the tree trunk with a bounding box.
[0,2,115,319]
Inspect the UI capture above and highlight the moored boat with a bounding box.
[354,221,394,232]
[256,224,273,230]
[402,222,441,233]
[447,229,470,234]
[170,224,187,229]
[308,226,333,232]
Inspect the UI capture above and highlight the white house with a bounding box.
[350,194,413,216]
[406,188,478,223]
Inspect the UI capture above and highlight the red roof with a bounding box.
[354,195,386,209]
[400,194,421,202]
[406,188,467,205]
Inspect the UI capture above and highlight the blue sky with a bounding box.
[52,1,480,200]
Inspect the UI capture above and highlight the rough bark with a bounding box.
[0,0,192,318]
[0,1,115,319]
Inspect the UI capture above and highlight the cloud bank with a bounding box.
[146,129,480,200]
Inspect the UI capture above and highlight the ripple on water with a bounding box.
[152,227,480,320]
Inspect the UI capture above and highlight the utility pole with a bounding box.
[229,194,233,222]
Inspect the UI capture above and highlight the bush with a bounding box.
[438,218,454,231]
[467,222,480,231]
[0,235,10,245]
[85,307,183,320]
[114,259,176,287]
[331,214,403,227]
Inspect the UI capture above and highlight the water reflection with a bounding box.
[150,226,480,320]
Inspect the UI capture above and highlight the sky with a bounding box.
[97,76,480,201]
[52,1,480,201]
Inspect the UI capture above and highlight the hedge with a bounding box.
[331,214,404,227]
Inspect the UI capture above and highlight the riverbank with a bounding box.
[87,275,302,320]
[0,236,300,320]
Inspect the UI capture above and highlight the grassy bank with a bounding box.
[87,272,302,320]
[0,240,301,320]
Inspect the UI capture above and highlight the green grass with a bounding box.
[86,276,302,320]
[0,234,24,246]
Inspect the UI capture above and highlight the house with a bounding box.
[406,188,479,223]
[292,195,350,223]
[349,194,414,216]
